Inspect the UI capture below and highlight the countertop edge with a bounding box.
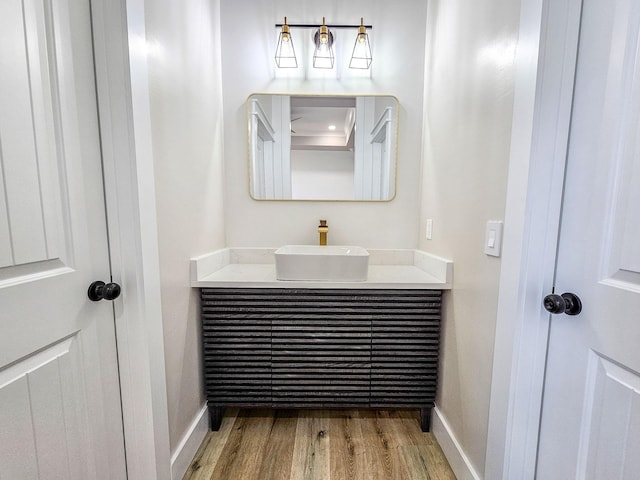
[190,248,453,289]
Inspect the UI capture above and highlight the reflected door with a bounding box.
[536,0,640,477]
[0,0,126,477]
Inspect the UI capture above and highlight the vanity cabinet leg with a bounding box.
[208,405,225,431]
[420,407,432,432]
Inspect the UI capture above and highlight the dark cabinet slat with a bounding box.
[273,374,370,380]
[204,344,271,350]
[281,334,363,342]
[273,370,369,376]
[205,369,270,375]
[273,392,370,399]
[207,379,271,386]
[202,329,271,335]
[272,328,370,334]
[203,306,440,314]
[207,400,272,405]
[272,364,370,371]
[206,389,271,395]
[272,357,371,365]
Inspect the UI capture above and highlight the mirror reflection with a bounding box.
[248,94,398,201]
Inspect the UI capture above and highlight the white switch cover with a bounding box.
[425,219,433,240]
[485,221,503,256]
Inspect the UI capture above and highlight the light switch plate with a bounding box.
[425,219,433,240]
[484,220,503,257]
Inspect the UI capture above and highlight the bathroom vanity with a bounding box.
[191,248,452,432]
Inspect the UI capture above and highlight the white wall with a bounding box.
[420,0,520,476]
[220,0,427,248]
[144,0,226,454]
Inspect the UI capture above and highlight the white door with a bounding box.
[536,0,640,478]
[0,0,127,478]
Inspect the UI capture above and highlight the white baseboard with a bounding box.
[171,405,209,480]
[432,406,482,480]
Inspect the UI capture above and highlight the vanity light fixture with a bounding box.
[349,18,372,69]
[274,18,373,70]
[313,17,334,69]
[275,17,297,68]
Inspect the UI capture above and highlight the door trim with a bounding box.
[91,1,171,479]
[485,0,583,478]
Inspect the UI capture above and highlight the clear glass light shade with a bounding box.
[275,17,372,70]
[349,31,372,69]
[313,28,334,69]
[275,23,297,68]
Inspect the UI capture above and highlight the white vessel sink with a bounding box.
[275,245,369,281]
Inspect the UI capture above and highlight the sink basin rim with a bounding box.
[275,245,369,281]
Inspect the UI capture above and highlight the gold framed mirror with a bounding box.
[248,93,398,201]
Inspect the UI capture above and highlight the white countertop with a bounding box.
[191,248,452,290]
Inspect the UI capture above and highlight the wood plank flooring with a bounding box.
[183,409,456,480]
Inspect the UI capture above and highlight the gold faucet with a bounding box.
[318,219,328,245]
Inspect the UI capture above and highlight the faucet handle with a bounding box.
[318,219,328,246]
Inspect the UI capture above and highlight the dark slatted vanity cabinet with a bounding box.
[200,287,443,431]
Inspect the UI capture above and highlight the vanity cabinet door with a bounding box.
[201,289,272,405]
[370,290,442,408]
[270,289,372,407]
[201,288,443,416]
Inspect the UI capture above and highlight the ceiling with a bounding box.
[290,96,356,150]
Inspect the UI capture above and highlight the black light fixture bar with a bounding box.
[275,23,372,29]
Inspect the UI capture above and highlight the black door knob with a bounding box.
[543,292,582,316]
[88,281,121,301]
